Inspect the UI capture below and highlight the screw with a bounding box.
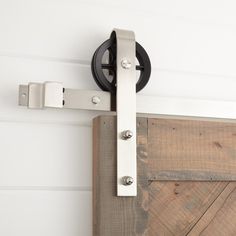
[122,130,133,140]
[92,96,101,105]
[21,93,27,98]
[122,176,134,186]
[121,59,132,69]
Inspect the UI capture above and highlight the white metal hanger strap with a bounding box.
[19,83,112,111]
[112,29,137,196]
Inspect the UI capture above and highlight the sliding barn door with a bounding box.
[93,116,236,236]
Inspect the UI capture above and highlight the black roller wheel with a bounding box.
[91,36,151,94]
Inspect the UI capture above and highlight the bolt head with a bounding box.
[122,176,134,186]
[121,59,132,69]
[122,130,133,140]
[21,93,27,98]
[91,96,101,105]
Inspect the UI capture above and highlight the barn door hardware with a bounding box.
[18,28,151,197]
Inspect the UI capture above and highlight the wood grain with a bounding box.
[148,181,228,236]
[148,118,236,181]
[188,182,236,236]
[93,116,149,236]
[93,116,236,236]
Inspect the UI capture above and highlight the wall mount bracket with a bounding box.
[18,28,152,197]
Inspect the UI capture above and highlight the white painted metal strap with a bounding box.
[19,82,63,109]
[63,89,111,111]
[19,84,112,111]
[113,29,137,196]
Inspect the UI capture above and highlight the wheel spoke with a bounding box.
[136,65,144,71]
[102,64,114,70]
[102,64,144,71]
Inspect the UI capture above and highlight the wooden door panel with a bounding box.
[93,116,236,236]
[188,182,236,236]
[148,118,236,181]
[149,181,233,236]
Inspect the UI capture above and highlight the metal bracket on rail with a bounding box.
[18,28,151,197]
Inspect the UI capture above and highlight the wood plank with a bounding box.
[148,181,228,236]
[148,118,236,180]
[93,116,236,235]
[188,182,236,236]
[93,116,149,236]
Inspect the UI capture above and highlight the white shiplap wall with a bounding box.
[1,1,236,235]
